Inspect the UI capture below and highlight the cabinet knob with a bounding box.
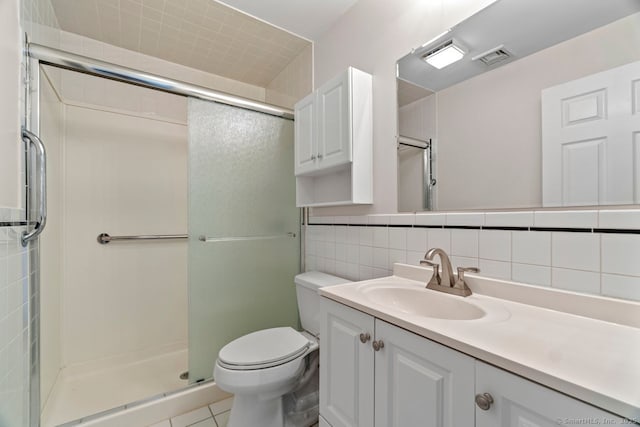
[475,393,494,411]
[372,340,385,351]
[359,332,371,343]
[310,154,316,160]
[317,153,323,159]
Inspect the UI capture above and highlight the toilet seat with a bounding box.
[218,327,310,371]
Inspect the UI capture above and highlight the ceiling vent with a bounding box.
[472,45,512,67]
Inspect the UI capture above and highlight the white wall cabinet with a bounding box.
[295,67,372,207]
[320,298,626,427]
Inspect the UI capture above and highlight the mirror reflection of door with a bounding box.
[397,79,436,212]
[542,60,640,207]
[395,0,640,212]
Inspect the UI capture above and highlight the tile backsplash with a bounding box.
[305,210,640,302]
[0,208,32,427]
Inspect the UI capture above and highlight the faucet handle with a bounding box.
[420,259,441,287]
[456,266,479,286]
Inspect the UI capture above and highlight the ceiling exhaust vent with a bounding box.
[472,45,512,67]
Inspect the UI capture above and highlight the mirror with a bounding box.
[396,0,640,211]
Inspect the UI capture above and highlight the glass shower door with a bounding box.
[188,99,300,383]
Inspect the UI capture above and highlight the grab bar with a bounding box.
[22,128,47,247]
[97,233,188,244]
[198,232,296,243]
[398,134,430,149]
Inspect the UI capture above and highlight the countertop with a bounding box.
[319,264,640,421]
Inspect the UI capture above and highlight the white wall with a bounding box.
[0,0,22,209]
[312,0,498,215]
[436,12,640,210]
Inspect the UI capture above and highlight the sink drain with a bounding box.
[179,371,189,380]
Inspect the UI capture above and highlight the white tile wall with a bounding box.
[0,208,31,427]
[306,210,640,301]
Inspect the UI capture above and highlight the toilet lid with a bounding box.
[218,327,310,369]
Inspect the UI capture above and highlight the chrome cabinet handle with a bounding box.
[359,333,371,343]
[22,128,47,247]
[475,393,494,411]
[372,340,384,351]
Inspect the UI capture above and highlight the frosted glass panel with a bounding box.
[188,99,300,382]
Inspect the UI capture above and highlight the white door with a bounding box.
[294,92,317,175]
[475,361,625,427]
[317,69,352,170]
[542,60,640,206]
[374,320,475,427]
[320,298,375,427]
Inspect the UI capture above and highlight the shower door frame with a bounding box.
[24,43,305,427]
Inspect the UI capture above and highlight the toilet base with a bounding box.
[227,394,284,427]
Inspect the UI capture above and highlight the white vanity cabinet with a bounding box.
[319,298,475,427]
[319,298,375,427]
[320,297,627,427]
[294,67,372,207]
[475,361,625,427]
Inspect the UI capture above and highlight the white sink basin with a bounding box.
[362,286,485,320]
[358,280,487,320]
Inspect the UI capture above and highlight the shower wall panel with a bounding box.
[39,70,63,409]
[61,105,188,367]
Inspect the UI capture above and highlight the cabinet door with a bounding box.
[475,361,626,426]
[294,92,317,175]
[320,298,375,427]
[317,69,352,170]
[374,320,475,427]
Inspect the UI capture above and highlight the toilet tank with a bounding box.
[295,271,352,336]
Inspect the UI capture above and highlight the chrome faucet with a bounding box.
[420,248,479,297]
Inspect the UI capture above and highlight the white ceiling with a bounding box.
[50,0,312,87]
[217,0,359,41]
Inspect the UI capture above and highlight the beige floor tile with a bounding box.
[189,418,217,427]
[171,406,212,427]
[209,397,233,415]
[214,410,230,427]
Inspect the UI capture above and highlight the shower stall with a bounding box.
[25,44,301,426]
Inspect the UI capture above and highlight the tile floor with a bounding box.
[149,397,320,427]
[149,397,233,427]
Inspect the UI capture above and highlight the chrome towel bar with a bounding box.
[198,232,296,243]
[97,233,188,244]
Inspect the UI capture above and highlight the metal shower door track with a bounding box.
[27,43,295,120]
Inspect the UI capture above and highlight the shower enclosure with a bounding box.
[24,44,300,426]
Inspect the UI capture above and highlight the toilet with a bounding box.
[213,271,352,427]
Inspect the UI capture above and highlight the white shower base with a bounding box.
[42,347,190,427]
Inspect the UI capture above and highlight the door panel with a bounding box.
[188,99,300,383]
[374,320,475,427]
[475,361,625,427]
[294,93,317,175]
[320,298,374,427]
[542,60,640,206]
[318,71,352,169]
